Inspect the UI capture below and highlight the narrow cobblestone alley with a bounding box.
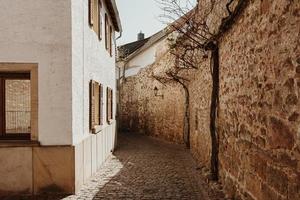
[64,133,224,200]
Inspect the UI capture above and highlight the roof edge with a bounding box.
[124,29,170,62]
[111,0,122,32]
[106,0,122,32]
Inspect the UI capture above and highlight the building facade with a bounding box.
[0,0,121,196]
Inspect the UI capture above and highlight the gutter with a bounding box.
[111,0,122,32]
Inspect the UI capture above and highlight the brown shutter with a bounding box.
[106,87,109,122]
[105,14,108,50]
[98,0,102,40]
[89,80,95,130]
[88,0,94,26]
[94,82,100,125]
[109,26,112,56]
[110,89,113,120]
[99,84,103,125]
[93,0,99,36]
[107,87,112,122]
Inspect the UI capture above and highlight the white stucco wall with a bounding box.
[0,0,118,146]
[0,0,72,145]
[71,0,117,145]
[124,37,169,77]
[125,42,159,77]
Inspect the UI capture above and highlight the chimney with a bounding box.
[137,31,145,41]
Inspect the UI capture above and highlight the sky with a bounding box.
[115,0,166,45]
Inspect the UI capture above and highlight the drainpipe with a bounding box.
[114,31,122,150]
[116,31,122,40]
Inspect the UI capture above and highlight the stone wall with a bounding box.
[189,0,300,199]
[120,0,300,199]
[189,57,212,168]
[120,53,185,143]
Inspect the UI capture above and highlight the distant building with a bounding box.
[116,28,186,143]
[0,0,121,196]
[117,30,170,79]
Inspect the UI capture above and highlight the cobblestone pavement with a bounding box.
[64,133,225,200]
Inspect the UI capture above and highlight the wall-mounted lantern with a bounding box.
[154,86,164,98]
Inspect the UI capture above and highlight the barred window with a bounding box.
[0,73,31,140]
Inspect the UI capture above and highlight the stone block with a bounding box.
[245,172,262,198]
[0,147,32,195]
[33,146,75,195]
[266,166,288,196]
[223,175,237,199]
[268,117,295,150]
[249,152,268,181]
[288,173,300,200]
[286,94,298,105]
[288,112,299,122]
[261,183,281,200]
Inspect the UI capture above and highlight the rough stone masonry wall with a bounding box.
[189,57,212,167]
[120,53,185,143]
[189,0,300,199]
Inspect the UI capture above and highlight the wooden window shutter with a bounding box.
[107,87,111,122]
[88,0,94,26]
[109,26,113,56]
[105,14,108,50]
[98,0,102,40]
[110,89,113,120]
[93,0,99,36]
[89,80,96,130]
[106,87,109,122]
[94,82,100,125]
[99,84,103,125]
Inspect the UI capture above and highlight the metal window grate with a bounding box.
[5,79,31,134]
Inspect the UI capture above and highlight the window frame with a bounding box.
[98,0,102,40]
[0,73,31,140]
[0,63,38,141]
[90,80,104,134]
[109,25,113,56]
[105,13,109,50]
[106,87,113,124]
[88,0,94,27]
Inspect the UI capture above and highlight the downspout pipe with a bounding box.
[114,30,122,150]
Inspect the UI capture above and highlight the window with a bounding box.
[89,0,101,40]
[98,0,102,40]
[0,73,31,140]
[90,80,103,133]
[105,14,109,50]
[88,0,94,27]
[105,14,113,56]
[109,26,113,56]
[106,87,113,123]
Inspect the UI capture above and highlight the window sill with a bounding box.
[92,125,103,134]
[0,140,40,147]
